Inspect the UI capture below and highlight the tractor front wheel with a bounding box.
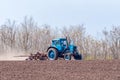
[47,48,58,60]
[64,54,72,60]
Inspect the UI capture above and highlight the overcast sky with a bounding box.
[0,0,120,38]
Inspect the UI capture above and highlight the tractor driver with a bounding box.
[60,40,67,47]
[63,41,67,46]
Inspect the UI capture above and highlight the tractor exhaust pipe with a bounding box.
[66,36,71,48]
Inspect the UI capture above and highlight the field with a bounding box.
[0,60,120,80]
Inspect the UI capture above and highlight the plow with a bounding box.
[16,37,82,60]
[25,52,48,60]
[15,52,48,60]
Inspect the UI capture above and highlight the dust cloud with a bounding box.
[0,50,27,61]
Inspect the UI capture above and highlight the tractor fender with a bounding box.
[47,47,58,52]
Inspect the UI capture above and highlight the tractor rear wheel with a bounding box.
[64,54,72,60]
[47,48,58,60]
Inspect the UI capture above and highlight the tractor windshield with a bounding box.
[61,40,67,46]
[52,40,60,46]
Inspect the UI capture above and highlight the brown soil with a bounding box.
[0,60,120,80]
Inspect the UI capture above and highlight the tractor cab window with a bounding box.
[52,40,60,46]
[56,41,60,45]
[61,40,67,46]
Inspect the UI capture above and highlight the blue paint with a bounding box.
[49,37,82,60]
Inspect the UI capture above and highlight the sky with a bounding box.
[0,0,120,38]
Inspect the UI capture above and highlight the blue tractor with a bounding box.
[47,37,82,60]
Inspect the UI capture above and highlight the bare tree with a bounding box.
[0,20,16,53]
[16,17,36,52]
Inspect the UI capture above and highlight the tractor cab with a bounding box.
[51,38,68,52]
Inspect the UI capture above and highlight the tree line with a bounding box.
[0,17,120,60]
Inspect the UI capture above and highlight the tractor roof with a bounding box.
[52,38,66,41]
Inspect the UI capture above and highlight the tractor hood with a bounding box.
[68,44,77,53]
